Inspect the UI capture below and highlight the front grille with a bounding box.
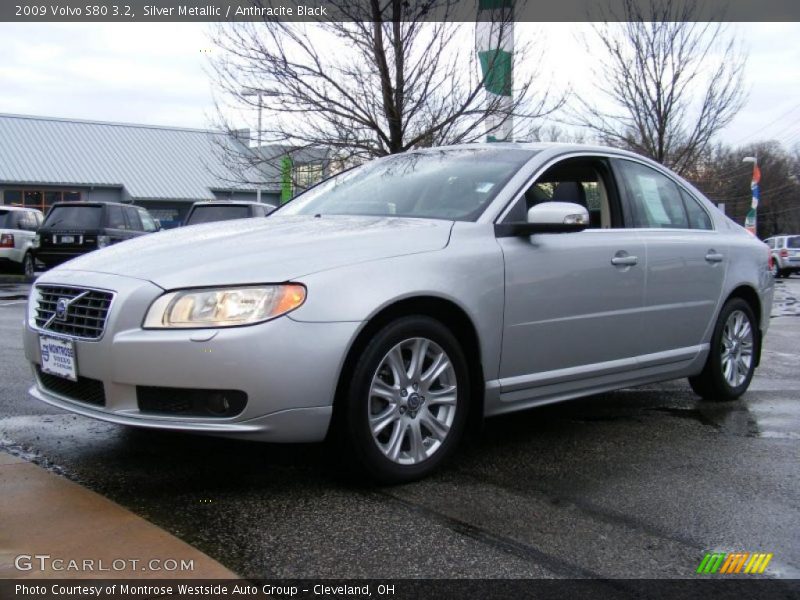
[34,285,113,339]
[37,367,106,407]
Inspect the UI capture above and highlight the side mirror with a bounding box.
[495,201,589,237]
[154,219,162,231]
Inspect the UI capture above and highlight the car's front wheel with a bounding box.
[341,316,470,483]
[689,298,758,401]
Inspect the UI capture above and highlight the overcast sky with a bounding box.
[1,22,799,151]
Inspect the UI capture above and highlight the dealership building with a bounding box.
[0,113,326,228]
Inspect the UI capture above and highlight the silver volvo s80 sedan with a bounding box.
[24,144,774,482]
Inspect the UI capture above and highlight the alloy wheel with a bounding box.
[721,309,754,388]
[23,255,35,279]
[367,337,458,465]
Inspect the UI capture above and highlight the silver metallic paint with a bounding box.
[23,143,774,442]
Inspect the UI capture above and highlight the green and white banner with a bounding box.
[476,0,514,142]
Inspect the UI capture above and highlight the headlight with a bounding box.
[143,284,306,329]
[32,235,41,249]
[97,235,110,248]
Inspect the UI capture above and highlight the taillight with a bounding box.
[0,234,14,248]
[767,248,773,270]
[779,249,789,258]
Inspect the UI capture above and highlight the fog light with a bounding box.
[207,393,231,415]
[137,386,247,417]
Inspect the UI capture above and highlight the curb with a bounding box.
[0,450,238,579]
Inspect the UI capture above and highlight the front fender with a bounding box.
[288,222,505,383]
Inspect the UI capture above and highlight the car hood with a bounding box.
[53,215,454,289]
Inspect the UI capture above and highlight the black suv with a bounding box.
[183,201,275,226]
[34,202,159,269]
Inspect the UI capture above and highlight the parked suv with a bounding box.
[765,235,800,278]
[0,206,44,278]
[34,202,159,270]
[183,201,275,226]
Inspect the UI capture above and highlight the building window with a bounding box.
[294,163,324,192]
[4,190,22,205]
[3,189,82,212]
[24,191,43,209]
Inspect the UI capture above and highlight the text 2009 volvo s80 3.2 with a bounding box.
[24,144,774,482]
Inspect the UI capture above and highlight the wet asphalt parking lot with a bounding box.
[0,277,798,579]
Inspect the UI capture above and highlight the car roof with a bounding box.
[50,201,132,208]
[189,201,265,207]
[0,205,42,212]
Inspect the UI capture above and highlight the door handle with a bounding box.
[705,250,724,263]
[611,252,638,267]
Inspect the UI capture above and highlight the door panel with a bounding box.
[499,230,647,381]
[613,159,726,353]
[638,231,726,352]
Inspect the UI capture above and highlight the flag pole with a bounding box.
[476,0,514,142]
[743,155,760,236]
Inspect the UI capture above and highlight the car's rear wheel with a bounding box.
[689,298,757,401]
[340,316,469,483]
[21,253,35,280]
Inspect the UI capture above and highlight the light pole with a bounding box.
[241,88,275,204]
[742,155,760,236]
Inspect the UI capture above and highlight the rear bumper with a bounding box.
[34,250,89,268]
[0,248,23,265]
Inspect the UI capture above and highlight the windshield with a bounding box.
[788,236,800,249]
[186,205,251,225]
[44,205,102,229]
[278,148,535,221]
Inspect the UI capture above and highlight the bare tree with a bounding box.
[209,0,564,181]
[572,0,746,175]
[689,141,800,238]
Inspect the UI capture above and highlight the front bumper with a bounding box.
[24,270,361,442]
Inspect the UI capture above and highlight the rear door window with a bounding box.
[615,160,690,229]
[106,206,128,229]
[21,211,38,231]
[124,207,143,231]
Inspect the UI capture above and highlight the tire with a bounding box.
[688,298,758,402]
[339,315,470,484]
[20,253,36,280]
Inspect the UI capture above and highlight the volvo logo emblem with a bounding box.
[55,298,69,321]
[407,393,422,411]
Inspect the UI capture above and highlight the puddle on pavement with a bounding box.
[649,398,799,440]
[771,281,799,317]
